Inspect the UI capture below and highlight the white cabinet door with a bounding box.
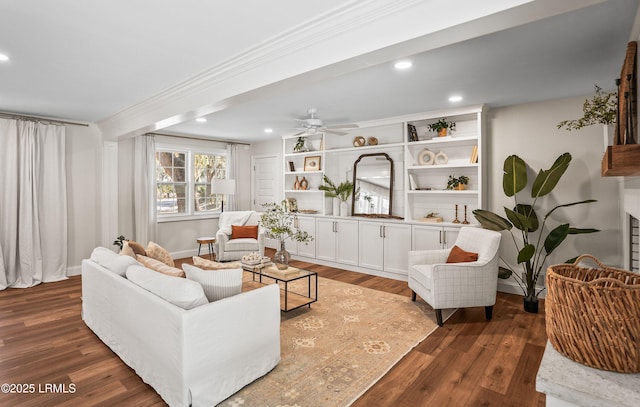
[297,216,316,258]
[335,219,359,266]
[316,218,337,262]
[443,227,459,248]
[412,225,444,251]
[358,221,384,270]
[383,223,411,275]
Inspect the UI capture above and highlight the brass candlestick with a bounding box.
[452,204,460,224]
[462,205,470,224]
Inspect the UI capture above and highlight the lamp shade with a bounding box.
[211,179,236,196]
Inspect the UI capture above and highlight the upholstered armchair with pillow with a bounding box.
[408,227,501,326]
[216,211,265,261]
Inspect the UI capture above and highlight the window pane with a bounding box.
[157,183,187,213]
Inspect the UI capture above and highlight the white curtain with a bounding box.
[226,143,238,211]
[134,134,157,245]
[0,118,67,290]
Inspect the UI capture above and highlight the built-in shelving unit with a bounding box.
[281,105,487,280]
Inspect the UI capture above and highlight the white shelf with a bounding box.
[284,151,325,158]
[284,189,323,193]
[407,189,478,195]
[285,170,323,175]
[408,135,478,146]
[407,163,478,170]
[325,142,405,154]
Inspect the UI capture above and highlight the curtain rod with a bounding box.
[149,132,251,146]
[0,111,89,127]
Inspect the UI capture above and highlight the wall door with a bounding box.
[251,155,279,212]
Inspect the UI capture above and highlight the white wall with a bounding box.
[66,124,103,272]
[488,96,622,294]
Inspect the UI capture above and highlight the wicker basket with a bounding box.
[545,255,640,373]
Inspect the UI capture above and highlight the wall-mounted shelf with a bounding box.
[601,144,640,176]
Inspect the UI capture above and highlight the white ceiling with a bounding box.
[1,0,638,143]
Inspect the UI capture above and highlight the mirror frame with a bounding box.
[351,152,394,217]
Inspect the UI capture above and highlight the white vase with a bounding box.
[333,199,340,216]
[340,201,349,217]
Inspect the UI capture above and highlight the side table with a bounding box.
[196,237,216,260]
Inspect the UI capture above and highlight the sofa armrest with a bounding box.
[408,249,450,268]
[182,284,281,406]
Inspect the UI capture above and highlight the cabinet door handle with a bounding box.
[443,230,447,246]
[379,225,383,238]
[439,230,442,244]
[383,225,386,238]
[333,221,337,233]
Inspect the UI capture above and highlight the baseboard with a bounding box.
[170,249,202,261]
[290,255,409,282]
[497,280,546,298]
[67,265,82,276]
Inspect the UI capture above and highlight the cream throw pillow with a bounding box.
[147,241,175,267]
[137,255,185,278]
[183,263,243,302]
[120,241,137,259]
[192,256,242,270]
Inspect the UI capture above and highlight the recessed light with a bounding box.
[195,118,207,123]
[394,60,412,70]
[264,128,273,133]
[0,53,9,62]
[449,95,463,102]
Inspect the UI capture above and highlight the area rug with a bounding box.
[217,275,453,407]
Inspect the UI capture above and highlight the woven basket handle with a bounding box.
[573,254,606,269]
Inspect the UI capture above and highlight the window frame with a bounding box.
[155,142,228,222]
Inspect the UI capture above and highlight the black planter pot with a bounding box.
[523,297,539,314]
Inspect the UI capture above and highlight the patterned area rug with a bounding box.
[217,275,452,407]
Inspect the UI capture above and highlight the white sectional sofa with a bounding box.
[81,251,281,407]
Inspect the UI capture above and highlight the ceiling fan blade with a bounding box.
[326,123,359,129]
[291,131,307,137]
[324,129,348,136]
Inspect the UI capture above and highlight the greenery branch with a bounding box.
[318,175,356,202]
[557,85,617,131]
[259,201,313,244]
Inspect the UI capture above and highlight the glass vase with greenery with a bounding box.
[318,175,355,202]
[260,201,313,269]
[472,153,598,312]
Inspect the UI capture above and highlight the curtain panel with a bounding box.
[134,134,157,245]
[0,118,67,290]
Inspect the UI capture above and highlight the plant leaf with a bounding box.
[545,199,597,218]
[505,204,539,232]
[531,153,571,198]
[544,223,570,254]
[472,209,512,231]
[498,267,512,279]
[567,227,599,234]
[502,155,527,197]
[517,244,535,263]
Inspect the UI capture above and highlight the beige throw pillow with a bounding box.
[183,264,242,302]
[137,255,185,278]
[120,241,137,259]
[192,256,242,270]
[146,241,175,267]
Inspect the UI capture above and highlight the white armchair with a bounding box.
[408,227,501,326]
[216,211,265,261]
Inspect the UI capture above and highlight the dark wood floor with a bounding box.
[0,256,546,406]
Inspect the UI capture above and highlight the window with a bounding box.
[155,148,227,217]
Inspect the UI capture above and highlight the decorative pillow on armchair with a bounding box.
[446,245,479,263]
[183,264,243,302]
[231,225,258,239]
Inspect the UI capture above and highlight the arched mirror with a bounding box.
[351,153,394,216]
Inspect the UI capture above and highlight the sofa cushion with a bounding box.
[137,255,185,278]
[231,225,258,239]
[183,264,243,302]
[192,256,242,270]
[90,247,140,276]
[146,241,175,267]
[126,265,208,310]
[446,245,479,263]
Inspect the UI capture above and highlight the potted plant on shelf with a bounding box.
[446,175,469,190]
[428,118,456,137]
[260,201,313,270]
[472,153,599,313]
[319,175,356,216]
[293,136,309,153]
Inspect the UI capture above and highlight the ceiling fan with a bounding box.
[292,107,359,136]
